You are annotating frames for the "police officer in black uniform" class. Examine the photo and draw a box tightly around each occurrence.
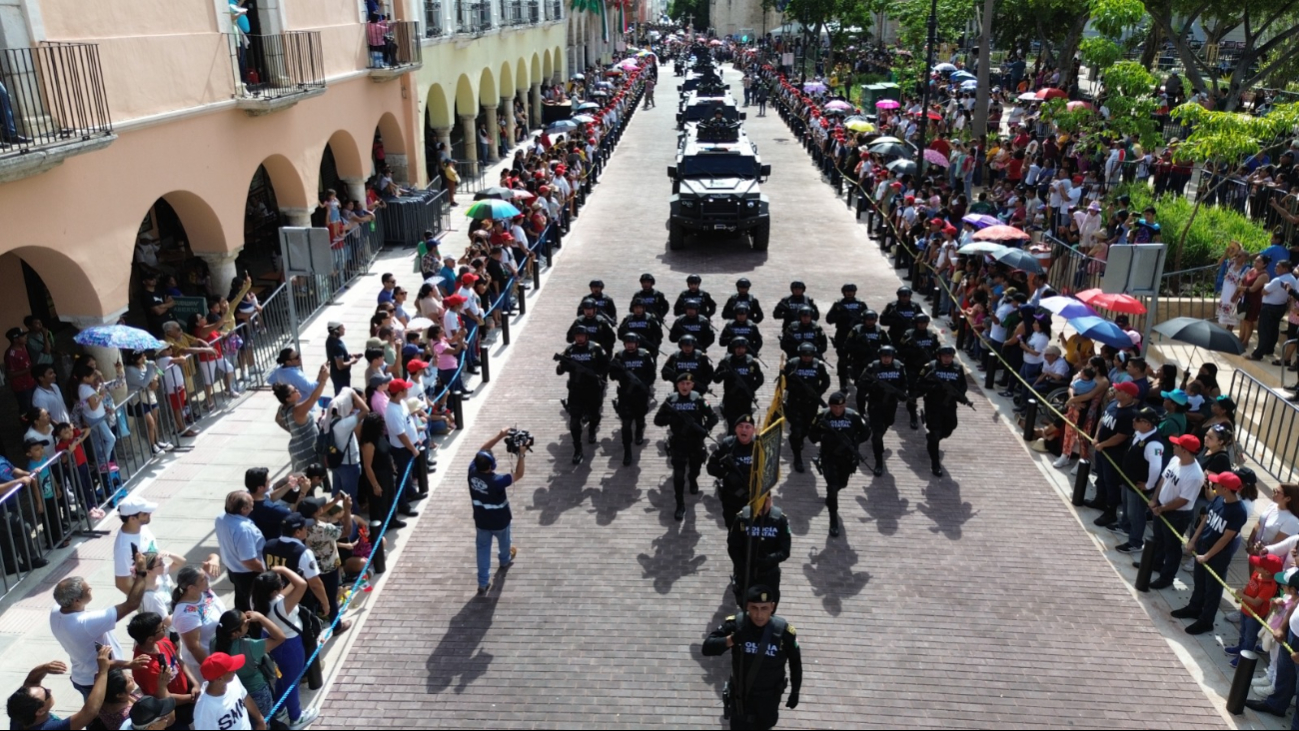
[555,327,610,465]
[722,278,765,324]
[617,299,664,355]
[808,392,869,537]
[855,345,909,476]
[917,345,972,477]
[779,305,827,358]
[719,302,763,356]
[578,279,618,321]
[714,337,764,430]
[661,333,714,387]
[880,286,925,347]
[772,280,819,327]
[728,492,791,606]
[630,272,671,320]
[653,373,719,520]
[825,283,867,389]
[899,312,939,430]
[610,332,657,466]
[264,513,323,614]
[707,414,758,528]
[702,585,802,730]
[669,299,716,351]
[842,309,890,385]
[781,342,830,473]
[674,274,718,318]
[570,298,617,354]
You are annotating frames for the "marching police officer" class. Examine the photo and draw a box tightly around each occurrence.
[578,279,618,321]
[661,333,715,387]
[674,274,718,318]
[781,342,830,474]
[714,337,764,430]
[653,373,719,520]
[570,298,617,354]
[555,327,610,465]
[808,392,869,538]
[855,345,909,476]
[630,272,671,319]
[670,299,716,351]
[899,312,939,430]
[702,585,802,730]
[825,283,867,390]
[610,332,657,466]
[719,302,764,356]
[707,414,758,528]
[773,280,819,326]
[918,345,972,477]
[842,309,890,385]
[779,305,827,358]
[617,299,664,355]
[728,492,791,606]
[880,286,925,346]
[722,278,765,324]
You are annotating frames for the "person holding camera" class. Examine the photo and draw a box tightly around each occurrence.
[469,428,527,595]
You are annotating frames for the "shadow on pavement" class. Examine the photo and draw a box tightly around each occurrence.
[857,471,914,536]
[636,508,707,594]
[915,479,978,540]
[587,463,644,526]
[801,533,871,617]
[691,590,740,706]
[424,577,506,695]
[526,441,598,525]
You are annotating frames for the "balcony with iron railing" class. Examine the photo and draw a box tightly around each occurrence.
[546,0,563,20]
[456,0,493,34]
[369,20,424,80]
[527,0,541,23]
[0,42,115,183]
[227,30,325,115]
[424,1,445,37]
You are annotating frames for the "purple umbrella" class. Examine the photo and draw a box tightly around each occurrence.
[961,213,1001,229]
[803,81,827,93]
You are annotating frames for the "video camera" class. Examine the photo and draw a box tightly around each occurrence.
[504,428,535,454]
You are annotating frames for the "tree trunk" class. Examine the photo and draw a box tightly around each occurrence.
[1138,23,1160,70]
[1056,12,1089,89]
[972,0,997,135]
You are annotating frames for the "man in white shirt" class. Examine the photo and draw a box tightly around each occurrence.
[50,555,148,698]
[1147,434,1205,588]
[113,495,207,596]
[29,364,69,425]
[383,380,422,518]
[1251,260,1298,361]
[194,653,264,730]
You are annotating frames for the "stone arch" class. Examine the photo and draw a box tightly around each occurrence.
[254,153,309,210]
[477,66,497,106]
[554,45,565,79]
[160,190,229,255]
[453,73,477,117]
[498,60,514,97]
[325,129,366,181]
[531,52,542,85]
[376,112,406,154]
[426,82,452,128]
[516,58,528,90]
[9,245,117,319]
[542,49,552,81]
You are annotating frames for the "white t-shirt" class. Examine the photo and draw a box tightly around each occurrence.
[1154,458,1204,509]
[1041,357,1070,380]
[330,413,360,465]
[1024,332,1049,365]
[990,302,1014,342]
[49,607,125,685]
[140,584,172,622]
[172,590,227,678]
[78,383,106,421]
[1257,503,1299,545]
[268,595,301,639]
[114,526,168,583]
[194,676,252,731]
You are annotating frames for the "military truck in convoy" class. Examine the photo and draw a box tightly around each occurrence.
[667,120,771,251]
[677,90,742,131]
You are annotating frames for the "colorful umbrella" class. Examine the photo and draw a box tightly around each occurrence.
[1040,296,1098,320]
[956,241,1009,256]
[803,81,827,93]
[960,214,1001,230]
[923,149,949,168]
[547,119,579,133]
[1017,92,1040,102]
[1076,288,1148,315]
[617,58,640,70]
[875,99,900,110]
[463,199,521,220]
[1067,316,1134,350]
[951,70,975,81]
[972,224,1031,242]
[845,119,876,133]
[1036,87,1068,100]
[1066,100,1095,112]
[991,247,1045,273]
[74,325,166,352]
[825,100,853,112]
[960,80,979,91]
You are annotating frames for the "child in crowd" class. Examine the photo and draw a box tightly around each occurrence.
[25,439,66,548]
[53,422,95,521]
[1229,554,1281,667]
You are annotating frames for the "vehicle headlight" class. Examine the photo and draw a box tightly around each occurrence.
[746,200,757,208]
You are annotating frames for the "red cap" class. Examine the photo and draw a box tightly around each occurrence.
[388,378,413,394]
[1114,381,1140,398]
[443,294,467,306]
[556,164,567,174]
[460,273,478,285]
[200,652,246,682]
[1208,472,1242,491]
[929,217,945,227]
[1251,553,1284,574]
[943,225,958,236]
[538,185,550,194]
[406,359,429,373]
[904,195,915,203]
[889,182,903,189]
[533,171,546,179]
[1168,434,1201,453]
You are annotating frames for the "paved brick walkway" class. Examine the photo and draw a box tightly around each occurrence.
[318,66,1226,728]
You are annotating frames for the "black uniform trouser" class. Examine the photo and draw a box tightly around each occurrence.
[1152,509,1193,583]
[834,346,851,386]
[719,483,748,529]
[821,457,854,516]
[568,389,603,449]
[669,439,706,508]
[730,686,784,730]
[904,368,921,421]
[617,391,649,451]
[391,448,417,512]
[785,404,816,457]
[732,566,781,607]
[722,398,752,432]
[924,398,959,464]
[868,402,898,462]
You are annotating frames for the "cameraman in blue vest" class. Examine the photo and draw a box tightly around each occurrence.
[469,428,527,595]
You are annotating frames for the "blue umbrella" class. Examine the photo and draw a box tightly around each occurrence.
[1040,296,1097,320]
[74,325,167,352]
[1066,316,1133,350]
[547,119,579,133]
[951,70,975,80]
[960,80,979,91]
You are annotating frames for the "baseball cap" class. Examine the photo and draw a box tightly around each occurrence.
[281,513,315,533]
[1113,381,1139,398]
[297,496,327,520]
[407,359,430,373]
[1251,553,1284,575]
[827,392,847,405]
[461,273,479,285]
[1132,406,1158,424]
[1207,472,1242,492]
[129,696,177,727]
[327,321,344,331]
[1161,388,1189,406]
[118,495,159,517]
[368,372,393,389]
[1277,567,1299,587]
[200,652,246,682]
[5,327,24,341]
[388,378,413,394]
[443,294,467,307]
[1168,434,1201,452]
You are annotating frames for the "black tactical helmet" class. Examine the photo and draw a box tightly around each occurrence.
[790,280,806,291]
[570,326,589,339]
[680,334,697,346]
[937,345,957,356]
[879,345,897,357]
[733,302,750,314]
[687,274,702,285]
[683,299,701,311]
[914,313,931,324]
[862,309,878,320]
[589,279,604,288]
[581,298,597,309]
[797,342,816,355]
[736,277,752,288]
[841,283,857,293]
[640,272,656,283]
[730,336,749,350]
[631,299,645,309]
[798,305,813,317]
[622,331,640,344]
[897,286,912,297]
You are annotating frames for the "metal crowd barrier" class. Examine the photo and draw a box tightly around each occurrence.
[1230,369,1299,484]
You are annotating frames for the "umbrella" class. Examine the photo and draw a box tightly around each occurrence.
[956,241,1009,256]
[617,58,640,70]
[992,247,1045,273]
[547,119,579,133]
[933,63,957,72]
[1017,91,1040,102]
[803,81,827,93]
[709,39,723,46]
[74,325,166,352]
[1040,296,1098,320]
[871,135,904,144]
[926,112,943,121]
[475,186,517,200]
[875,99,900,110]
[951,70,975,81]
[1067,316,1135,350]
[973,224,1031,241]
[1152,318,1247,365]
[825,100,853,112]
[960,214,1002,230]
[571,113,597,124]
[960,80,979,91]
[1076,288,1148,315]
[463,199,521,220]
[923,149,949,168]
[405,317,436,333]
[886,158,917,175]
[869,141,912,158]
[1066,100,1095,112]
[845,119,876,133]
[594,80,613,88]
[572,73,585,80]
[1036,87,1067,100]
[575,101,600,110]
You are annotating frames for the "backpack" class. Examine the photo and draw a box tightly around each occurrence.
[317,414,343,469]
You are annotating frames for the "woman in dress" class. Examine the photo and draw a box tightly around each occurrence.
[272,364,330,472]
[1217,246,1250,331]
[1237,254,1272,348]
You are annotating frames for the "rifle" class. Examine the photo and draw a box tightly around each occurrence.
[719,361,760,408]
[553,353,607,383]
[921,372,976,410]
[663,402,718,444]
[857,371,908,401]
[610,357,653,395]
[814,417,869,470]
[781,369,827,408]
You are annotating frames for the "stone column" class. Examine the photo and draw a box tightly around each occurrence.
[280,207,312,227]
[432,126,453,163]
[196,249,244,299]
[67,308,131,402]
[530,82,542,128]
[501,97,516,152]
[483,104,500,162]
[386,154,409,184]
[340,177,367,206]
[460,114,479,163]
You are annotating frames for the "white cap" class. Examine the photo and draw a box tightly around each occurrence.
[118,495,159,517]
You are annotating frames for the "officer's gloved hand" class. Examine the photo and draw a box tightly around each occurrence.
[786,693,799,709]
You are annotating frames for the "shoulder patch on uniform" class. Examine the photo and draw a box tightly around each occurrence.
[726,614,737,622]
[786,623,796,635]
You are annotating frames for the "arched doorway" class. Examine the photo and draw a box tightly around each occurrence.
[236,164,285,281]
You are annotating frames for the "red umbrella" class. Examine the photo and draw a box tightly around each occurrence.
[971,224,1031,241]
[926,112,942,121]
[1076,288,1148,315]
[1066,100,1095,112]
[1036,87,1067,100]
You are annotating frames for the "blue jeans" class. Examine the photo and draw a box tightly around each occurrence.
[89,417,117,469]
[331,463,361,502]
[269,634,306,722]
[1263,629,1299,721]
[0,81,17,140]
[476,525,512,588]
[1122,483,1148,548]
[1018,362,1042,402]
[1238,613,1262,654]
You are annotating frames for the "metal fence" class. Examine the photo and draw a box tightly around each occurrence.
[546,0,562,20]
[386,21,422,67]
[229,31,325,100]
[378,187,448,246]
[454,159,488,193]
[456,0,492,33]
[424,0,445,37]
[0,43,113,156]
[1229,369,1299,484]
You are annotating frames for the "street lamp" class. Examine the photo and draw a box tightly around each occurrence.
[915,0,938,177]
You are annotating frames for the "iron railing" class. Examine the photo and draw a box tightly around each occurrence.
[546,0,562,20]
[229,31,324,100]
[0,43,112,157]
[456,0,492,33]
[378,187,448,247]
[384,20,423,68]
[453,159,488,193]
[424,0,445,37]
[1229,369,1299,484]
[527,0,540,23]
